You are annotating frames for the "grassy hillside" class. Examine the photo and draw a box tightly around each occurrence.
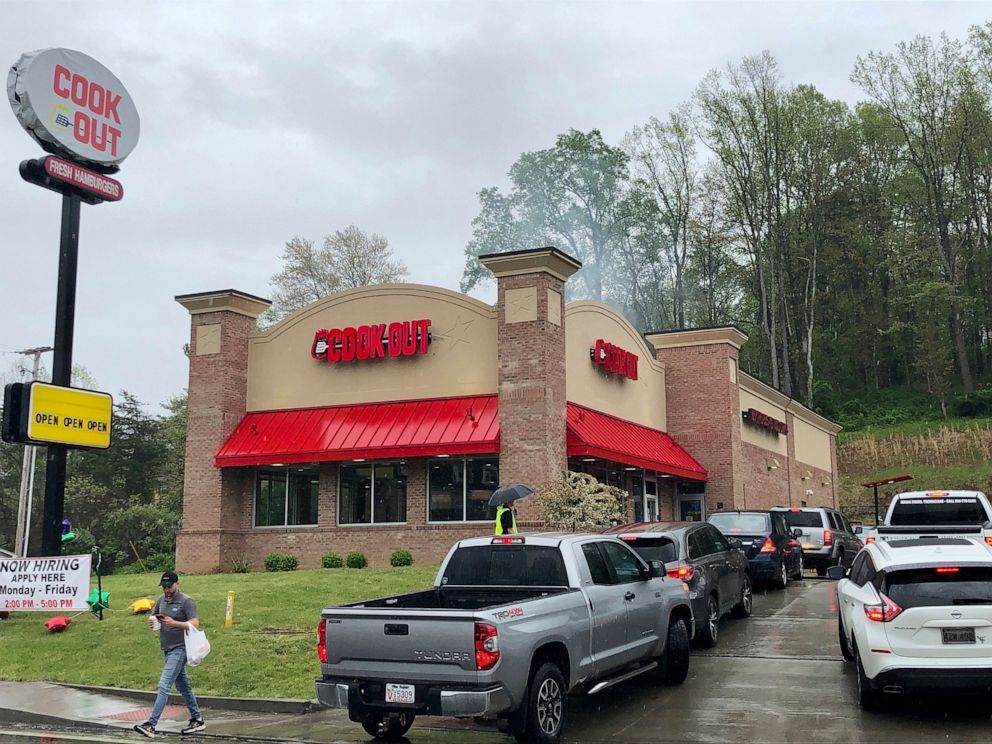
[837,418,992,523]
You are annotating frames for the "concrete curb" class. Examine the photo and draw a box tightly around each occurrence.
[0,707,121,732]
[54,683,320,715]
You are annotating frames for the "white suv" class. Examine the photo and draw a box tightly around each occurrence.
[832,538,992,709]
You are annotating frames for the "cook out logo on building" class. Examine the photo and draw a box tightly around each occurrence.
[312,319,432,363]
[742,408,788,435]
[590,339,638,381]
[7,48,140,166]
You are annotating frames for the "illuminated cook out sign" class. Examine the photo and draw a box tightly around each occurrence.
[590,339,638,381]
[7,48,140,166]
[312,319,431,363]
[742,408,788,435]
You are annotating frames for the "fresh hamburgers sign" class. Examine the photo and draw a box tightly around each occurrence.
[8,48,140,166]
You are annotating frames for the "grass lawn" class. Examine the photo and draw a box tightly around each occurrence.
[0,565,438,699]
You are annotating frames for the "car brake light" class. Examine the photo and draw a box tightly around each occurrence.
[789,508,801,512]
[666,565,695,581]
[936,566,960,574]
[865,536,875,544]
[759,538,775,554]
[317,618,328,663]
[823,529,833,547]
[927,491,948,498]
[491,537,525,545]
[620,535,638,542]
[984,536,992,547]
[864,593,902,622]
[475,623,500,670]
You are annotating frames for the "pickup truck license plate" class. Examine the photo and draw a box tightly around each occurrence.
[942,627,976,644]
[385,683,416,704]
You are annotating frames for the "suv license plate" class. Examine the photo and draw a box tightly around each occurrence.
[942,627,976,644]
[385,683,415,704]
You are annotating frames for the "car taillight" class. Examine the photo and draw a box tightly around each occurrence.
[865,536,875,544]
[759,538,775,554]
[984,536,992,547]
[475,623,500,670]
[864,593,902,623]
[317,618,328,663]
[666,565,695,581]
[823,529,833,547]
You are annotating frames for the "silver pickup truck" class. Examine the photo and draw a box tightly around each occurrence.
[315,533,694,743]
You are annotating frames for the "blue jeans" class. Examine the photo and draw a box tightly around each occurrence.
[148,646,201,726]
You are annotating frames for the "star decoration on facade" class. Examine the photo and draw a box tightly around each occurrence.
[434,316,475,353]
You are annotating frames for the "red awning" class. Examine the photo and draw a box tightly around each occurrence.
[566,402,707,481]
[215,395,500,467]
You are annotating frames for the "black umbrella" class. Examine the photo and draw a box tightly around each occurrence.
[488,483,534,507]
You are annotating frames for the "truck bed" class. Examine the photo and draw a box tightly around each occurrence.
[343,586,570,611]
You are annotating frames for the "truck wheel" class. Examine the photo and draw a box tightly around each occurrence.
[519,662,567,744]
[360,711,415,740]
[696,595,720,648]
[731,574,752,619]
[661,617,690,685]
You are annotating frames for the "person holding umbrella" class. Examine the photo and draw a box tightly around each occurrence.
[490,484,533,535]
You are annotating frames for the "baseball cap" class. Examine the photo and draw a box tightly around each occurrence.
[159,570,179,587]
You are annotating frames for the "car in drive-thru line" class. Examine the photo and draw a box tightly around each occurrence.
[863,490,992,546]
[772,506,861,576]
[314,533,694,743]
[832,538,992,709]
[604,521,752,648]
[708,510,804,589]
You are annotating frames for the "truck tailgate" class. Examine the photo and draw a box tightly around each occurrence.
[322,609,480,684]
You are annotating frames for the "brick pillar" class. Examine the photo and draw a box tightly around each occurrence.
[175,289,271,573]
[479,248,581,522]
[646,327,748,517]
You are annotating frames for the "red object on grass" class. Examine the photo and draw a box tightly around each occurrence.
[44,615,71,632]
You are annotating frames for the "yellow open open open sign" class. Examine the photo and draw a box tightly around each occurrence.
[25,382,112,449]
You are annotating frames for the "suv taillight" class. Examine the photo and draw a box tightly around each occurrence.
[864,593,902,623]
[823,529,833,547]
[984,536,992,547]
[475,623,500,670]
[317,618,328,663]
[666,564,695,581]
[865,536,875,544]
[759,538,775,554]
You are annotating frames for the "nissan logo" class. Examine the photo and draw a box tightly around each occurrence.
[951,611,963,619]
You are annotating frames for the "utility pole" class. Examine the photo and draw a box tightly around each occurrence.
[14,346,53,556]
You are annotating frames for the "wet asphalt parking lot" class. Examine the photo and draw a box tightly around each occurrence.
[4,576,992,743]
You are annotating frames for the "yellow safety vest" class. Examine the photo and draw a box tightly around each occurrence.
[495,505,518,535]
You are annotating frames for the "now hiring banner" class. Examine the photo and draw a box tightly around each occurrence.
[0,554,92,611]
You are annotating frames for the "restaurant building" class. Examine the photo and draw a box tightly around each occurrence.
[175,247,840,573]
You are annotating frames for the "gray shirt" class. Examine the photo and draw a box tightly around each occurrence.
[153,591,197,652]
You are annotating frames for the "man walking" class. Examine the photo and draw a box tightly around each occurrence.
[494,502,517,535]
[133,571,205,737]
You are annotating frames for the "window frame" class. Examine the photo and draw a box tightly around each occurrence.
[427,457,499,524]
[336,461,408,527]
[252,466,320,529]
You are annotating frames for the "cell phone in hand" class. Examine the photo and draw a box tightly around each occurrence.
[155,614,166,620]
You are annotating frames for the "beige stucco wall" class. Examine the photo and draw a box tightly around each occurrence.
[564,302,666,431]
[792,416,832,471]
[739,388,788,456]
[246,284,497,411]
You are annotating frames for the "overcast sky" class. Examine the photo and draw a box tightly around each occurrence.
[1,1,989,412]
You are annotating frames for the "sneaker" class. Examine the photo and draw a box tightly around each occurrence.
[133,722,156,738]
[180,719,206,735]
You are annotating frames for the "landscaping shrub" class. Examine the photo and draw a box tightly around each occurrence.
[321,551,344,568]
[232,557,253,573]
[263,552,299,572]
[390,549,413,567]
[346,552,368,569]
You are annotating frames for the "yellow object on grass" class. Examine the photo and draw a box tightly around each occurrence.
[129,598,155,614]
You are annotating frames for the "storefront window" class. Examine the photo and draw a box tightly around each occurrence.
[338,462,406,525]
[429,458,498,522]
[255,467,318,527]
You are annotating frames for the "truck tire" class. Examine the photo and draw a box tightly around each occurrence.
[360,711,415,740]
[731,574,752,619]
[660,617,690,685]
[516,662,567,744]
[696,595,720,648]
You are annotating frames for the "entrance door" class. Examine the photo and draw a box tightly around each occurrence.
[644,479,658,522]
[678,496,704,522]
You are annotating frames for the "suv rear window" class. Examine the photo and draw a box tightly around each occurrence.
[781,511,825,528]
[889,498,989,526]
[442,546,568,586]
[709,513,771,533]
[624,537,678,564]
[883,567,992,608]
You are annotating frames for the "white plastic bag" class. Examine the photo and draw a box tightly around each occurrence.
[184,626,211,667]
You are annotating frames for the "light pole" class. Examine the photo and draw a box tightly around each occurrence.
[14,346,53,556]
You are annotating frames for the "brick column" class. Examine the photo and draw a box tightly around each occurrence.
[646,327,748,516]
[175,289,271,573]
[479,248,581,522]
